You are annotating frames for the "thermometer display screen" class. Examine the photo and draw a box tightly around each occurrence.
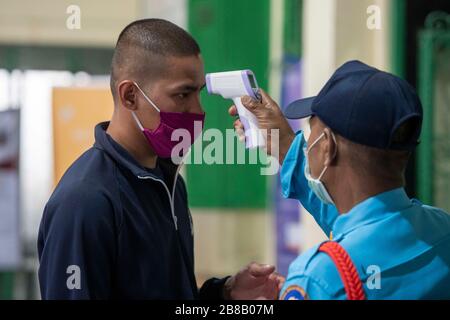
[248,74,257,89]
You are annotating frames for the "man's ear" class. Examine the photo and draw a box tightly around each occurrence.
[118,80,139,111]
[323,127,337,167]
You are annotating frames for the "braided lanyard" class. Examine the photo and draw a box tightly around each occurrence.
[318,241,366,300]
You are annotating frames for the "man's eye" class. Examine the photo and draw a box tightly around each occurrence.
[177,93,188,99]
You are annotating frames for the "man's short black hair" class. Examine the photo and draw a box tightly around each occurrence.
[110,19,201,101]
[341,118,419,185]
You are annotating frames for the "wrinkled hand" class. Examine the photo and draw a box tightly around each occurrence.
[228,89,295,164]
[223,262,285,300]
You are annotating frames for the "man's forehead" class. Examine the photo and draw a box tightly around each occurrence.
[166,55,203,74]
[162,56,204,86]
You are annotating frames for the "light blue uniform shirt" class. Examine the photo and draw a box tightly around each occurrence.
[279,131,450,300]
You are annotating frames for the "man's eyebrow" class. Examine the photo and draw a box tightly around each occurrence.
[174,83,206,91]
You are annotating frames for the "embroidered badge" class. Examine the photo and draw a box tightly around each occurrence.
[281,285,308,300]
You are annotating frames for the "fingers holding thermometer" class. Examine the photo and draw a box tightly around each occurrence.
[229,89,296,164]
[228,105,245,142]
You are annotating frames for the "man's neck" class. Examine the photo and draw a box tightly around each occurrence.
[106,116,158,169]
[329,172,403,214]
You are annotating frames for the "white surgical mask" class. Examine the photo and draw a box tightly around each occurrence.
[303,132,336,205]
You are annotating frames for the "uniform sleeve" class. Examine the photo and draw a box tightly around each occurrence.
[280,131,339,236]
[37,183,117,299]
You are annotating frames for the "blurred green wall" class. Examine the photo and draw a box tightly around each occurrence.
[187,0,271,209]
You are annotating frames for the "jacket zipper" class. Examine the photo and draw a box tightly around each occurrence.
[137,165,181,230]
[138,165,198,298]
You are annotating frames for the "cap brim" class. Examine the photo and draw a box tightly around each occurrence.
[282,96,316,119]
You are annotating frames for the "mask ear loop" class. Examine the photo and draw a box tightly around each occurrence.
[317,165,328,181]
[306,132,325,154]
[312,131,338,181]
[131,82,161,131]
[133,82,161,112]
[131,112,144,131]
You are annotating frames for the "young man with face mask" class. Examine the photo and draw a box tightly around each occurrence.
[231,60,450,299]
[38,19,283,299]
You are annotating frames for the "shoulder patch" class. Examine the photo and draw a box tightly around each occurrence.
[281,285,309,300]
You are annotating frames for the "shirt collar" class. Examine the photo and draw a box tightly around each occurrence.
[332,187,412,238]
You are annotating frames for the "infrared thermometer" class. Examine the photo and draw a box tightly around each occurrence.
[205,70,265,148]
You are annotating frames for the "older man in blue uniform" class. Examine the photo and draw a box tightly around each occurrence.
[231,60,450,299]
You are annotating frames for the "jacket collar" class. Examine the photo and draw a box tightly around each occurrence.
[93,122,178,180]
[332,187,412,238]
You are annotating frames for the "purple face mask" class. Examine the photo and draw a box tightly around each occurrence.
[132,82,205,158]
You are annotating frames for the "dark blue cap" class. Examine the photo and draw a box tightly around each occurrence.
[283,60,423,150]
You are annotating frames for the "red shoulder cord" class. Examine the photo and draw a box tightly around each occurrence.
[318,241,366,300]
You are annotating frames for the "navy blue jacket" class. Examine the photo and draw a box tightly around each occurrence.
[38,122,226,299]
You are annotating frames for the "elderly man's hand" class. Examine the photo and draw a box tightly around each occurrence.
[222,262,285,300]
[228,89,295,164]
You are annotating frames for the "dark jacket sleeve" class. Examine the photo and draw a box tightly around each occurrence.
[198,276,231,300]
[37,182,118,299]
